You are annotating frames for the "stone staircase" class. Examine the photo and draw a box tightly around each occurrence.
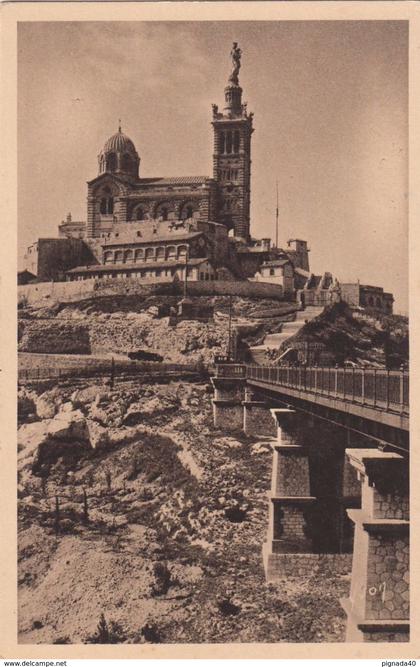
[250,305,324,365]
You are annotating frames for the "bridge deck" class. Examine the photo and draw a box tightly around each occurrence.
[247,378,409,431]
[215,363,409,433]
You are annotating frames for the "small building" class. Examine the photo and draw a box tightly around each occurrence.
[23,238,94,282]
[286,239,310,272]
[66,257,216,282]
[297,272,338,307]
[341,283,393,314]
[169,297,214,325]
[253,258,295,295]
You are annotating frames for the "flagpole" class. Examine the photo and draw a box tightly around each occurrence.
[275,180,279,249]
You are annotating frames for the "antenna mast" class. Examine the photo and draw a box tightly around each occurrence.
[275,180,279,249]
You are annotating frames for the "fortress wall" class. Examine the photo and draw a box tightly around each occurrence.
[19,278,286,306]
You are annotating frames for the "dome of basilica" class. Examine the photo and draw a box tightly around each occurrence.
[103,127,137,155]
[98,124,140,178]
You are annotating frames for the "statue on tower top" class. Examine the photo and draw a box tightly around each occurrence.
[229,42,242,85]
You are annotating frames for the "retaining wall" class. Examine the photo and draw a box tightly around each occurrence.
[18,277,285,306]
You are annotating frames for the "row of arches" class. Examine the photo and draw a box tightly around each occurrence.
[129,201,199,222]
[218,130,241,155]
[103,244,189,265]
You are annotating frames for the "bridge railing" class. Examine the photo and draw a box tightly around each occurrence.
[214,363,247,378]
[246,365,409,414]
[18,361,203,382]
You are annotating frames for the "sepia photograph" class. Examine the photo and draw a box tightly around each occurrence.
[5,6,415,657]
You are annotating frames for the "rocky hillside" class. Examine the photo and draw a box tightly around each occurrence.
[18,295,299,364]
[274,302,409,368]
[18,379,350,644]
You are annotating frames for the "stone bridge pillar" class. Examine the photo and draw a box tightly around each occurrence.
[263,408,316,580]
[242,388,277,438]
[341,449,409,642]
[211,366,247,432]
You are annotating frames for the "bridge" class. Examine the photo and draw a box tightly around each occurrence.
[211,362,410,643]
[214,363,409,450]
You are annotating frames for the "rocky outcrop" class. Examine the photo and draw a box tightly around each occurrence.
[18,408,93,471]
[35,387,65,419]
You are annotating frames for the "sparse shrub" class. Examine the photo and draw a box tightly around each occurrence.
[140,621,161,643]
[151,561,171,597]
[217,597,240,616]
[53,636,71,644]
[85,613,126,644]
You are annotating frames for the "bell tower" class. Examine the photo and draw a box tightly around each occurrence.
[212,43,254,241]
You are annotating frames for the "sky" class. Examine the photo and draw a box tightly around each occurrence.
[18,21,408,312]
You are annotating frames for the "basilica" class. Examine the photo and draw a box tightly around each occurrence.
[23,42,312,295]
[22,44,393,313]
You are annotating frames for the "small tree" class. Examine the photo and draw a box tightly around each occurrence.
[96,613,109,643]
[54,495,60,535]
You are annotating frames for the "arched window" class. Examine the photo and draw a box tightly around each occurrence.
[181,203,195,220]
[115,250,123,263]
[220,132,225,154]
[106,153,117,172]
[135,249,144,262]
[100,198,107,214]
[124,249,133,263]
[226,131,232,154]
[178,245,188,259]
[107,197,114,214]
[145,247,155,262]
[156,247,165,261]
[136,208,144,221]
[166,246,176,260]
[104,251,114,264]
[155,202,172,220]
[121,153,132,172]
[234,130,240,153]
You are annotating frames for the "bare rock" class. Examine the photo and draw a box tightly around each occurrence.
[86,419,109,450]
[88,404,110,426]
[35,389,64,419]
[71,385,110,407]
[251,442,272,455]
[122,399,157,425]
[47,409,89,441]
[18,421,50,463]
